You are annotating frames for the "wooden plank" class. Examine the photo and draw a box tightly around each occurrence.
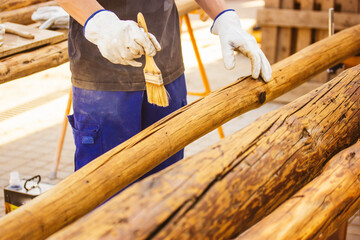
[258,0,281,64]
[0,24,360,240]
[49,66,360,240]
[296,0,315,52]
[0,22,66,58]
[0,0,50,12]
[0,41,69,84]
[0,1,58,25]
[237,138,360,240]
[315,0,335,41]
[339,0,359,13]
[276,0,295,61]
[257,9,360,30]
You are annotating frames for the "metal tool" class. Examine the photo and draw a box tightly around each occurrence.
[327,8,344,73]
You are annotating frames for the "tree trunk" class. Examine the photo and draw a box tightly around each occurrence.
[0,1,58,25]
[0,0,50,12]
[0,25,359,240]
[237,140,360,240]
[48,65,360,240]
[0,41,69,84]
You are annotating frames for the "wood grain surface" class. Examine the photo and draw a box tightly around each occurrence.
[0,1,58,25]
[237,138,360,240]
[0,0,50,12]
[49,65,360,240]
[0,23,359,240]
[0,40,68,84]
[0,22,66,58]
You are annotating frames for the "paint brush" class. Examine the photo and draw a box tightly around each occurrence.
[137,12,169,107]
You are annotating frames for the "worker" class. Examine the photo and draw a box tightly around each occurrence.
[54,0,272,180]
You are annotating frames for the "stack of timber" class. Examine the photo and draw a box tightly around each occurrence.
[0,0,199,85]
[0,24,359,240]
[258,0,360,83]
[238,139,360,240]
[50,65,360,239]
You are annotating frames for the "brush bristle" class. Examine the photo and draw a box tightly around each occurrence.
[146,82,169,107]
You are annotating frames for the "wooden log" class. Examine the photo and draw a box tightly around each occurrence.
[0,0,50,12]
[237,140,360,240]
[0,24,360,240]
[257,9,360,30]
[49,65,360,240]
[0,41,69,84]
[0,1,58,25]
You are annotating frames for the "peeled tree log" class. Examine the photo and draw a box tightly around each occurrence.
[0,41,68,84]
[237,140,360,240]
[48,65,360,239]
[0,25,360,240]
[0,0,51,12]
[0,1,58,25]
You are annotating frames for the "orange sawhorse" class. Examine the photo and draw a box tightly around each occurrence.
[180,12,225,139]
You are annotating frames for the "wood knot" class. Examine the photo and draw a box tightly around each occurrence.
[259,91,266,104]
[301,128,310,138]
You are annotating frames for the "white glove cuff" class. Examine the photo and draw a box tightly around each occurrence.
[83,9,116,38]
[211,9,241,35]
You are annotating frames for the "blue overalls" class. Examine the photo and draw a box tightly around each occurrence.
[68,74,187,181]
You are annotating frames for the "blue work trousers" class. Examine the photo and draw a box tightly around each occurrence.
[68,74,187,181]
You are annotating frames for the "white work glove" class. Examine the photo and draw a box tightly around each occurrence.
[31,6,69,29]
[84,10,161,67]
[211,10,272,82]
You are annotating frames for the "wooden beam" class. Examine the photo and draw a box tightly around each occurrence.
[257,8,360,30]
[0,1,58,25]
[237,139,360,240]
[0,41,69,84]
[296,0,314,52]
[276,0,295,61]
[0,23,360,240]
[49,65,360,240]
[260,0,280,64]
[0,0,50,12]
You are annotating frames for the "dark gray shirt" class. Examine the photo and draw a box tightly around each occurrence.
[68,0,184,91]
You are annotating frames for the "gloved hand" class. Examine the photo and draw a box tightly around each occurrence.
[211,10,272,82]
[31,6,70,29]
[84,10,161,67]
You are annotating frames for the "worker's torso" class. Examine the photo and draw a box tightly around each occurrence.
[68,0,184,91]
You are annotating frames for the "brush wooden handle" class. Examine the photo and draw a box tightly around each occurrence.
[137,12,161,74]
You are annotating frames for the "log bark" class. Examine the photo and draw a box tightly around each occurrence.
[0,1,58,25]
[0,25,359,240]
[0,0,50,12]
[0,41,69,84]
[48,65,360,239]
[237,140,360,240]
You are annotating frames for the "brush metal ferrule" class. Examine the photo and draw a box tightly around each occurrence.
[143,71,163,85]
